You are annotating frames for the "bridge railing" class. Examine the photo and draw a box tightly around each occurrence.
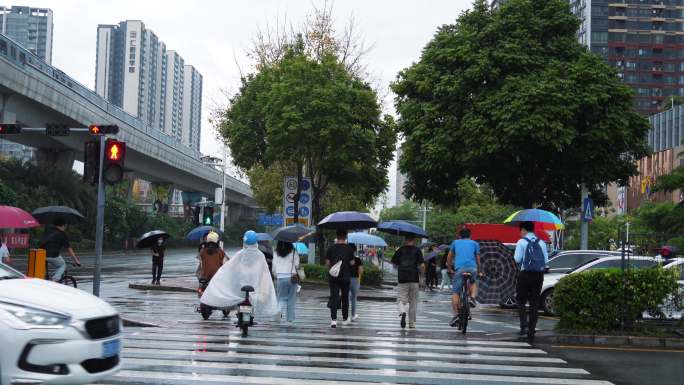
[0,32,252,197]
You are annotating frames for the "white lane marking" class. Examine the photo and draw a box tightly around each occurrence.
[122,348,585,374]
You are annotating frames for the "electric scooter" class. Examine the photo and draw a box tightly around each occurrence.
[196,278,230,320]
[236,285,255,337]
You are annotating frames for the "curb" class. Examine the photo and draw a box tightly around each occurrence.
[537,334,684,349]
[122,317,160,327]
[128,283,196,293]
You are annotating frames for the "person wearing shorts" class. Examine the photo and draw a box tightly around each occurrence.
[446,228,481,326]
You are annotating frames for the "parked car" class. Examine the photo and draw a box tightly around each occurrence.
[540,256,659,315]
[546,250,618,274]
[0,262,122,385]
[664,258,684,287]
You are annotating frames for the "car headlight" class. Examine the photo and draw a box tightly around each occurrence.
[0,301,71,329]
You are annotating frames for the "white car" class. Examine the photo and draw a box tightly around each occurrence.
[540,256,660,315]
[0,263,122,385]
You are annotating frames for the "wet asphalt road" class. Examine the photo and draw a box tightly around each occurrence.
[12,249,684,384]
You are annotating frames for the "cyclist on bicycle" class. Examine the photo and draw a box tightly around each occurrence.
[446,228,481,326]
[39,218,81,281]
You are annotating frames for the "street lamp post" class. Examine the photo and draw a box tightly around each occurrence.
[220,145,227,233]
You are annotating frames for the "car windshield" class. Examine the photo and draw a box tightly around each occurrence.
[0,263,23,280]
[567,257,600,273]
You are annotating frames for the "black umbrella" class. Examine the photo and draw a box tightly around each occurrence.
[377,220,428,238]
[136,230,170,248]
[271,224,315,243]
[32,206,84,225]
[476,240,519,306]
[317,211,378,230]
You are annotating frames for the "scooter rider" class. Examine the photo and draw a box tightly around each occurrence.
[200,230,279,318]
[199,232,226,282]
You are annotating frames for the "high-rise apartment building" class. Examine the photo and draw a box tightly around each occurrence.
[183,65,202,151]
[494,1,684,116]
[95,20,202,148]
[0,5,53,162]
[0,5,52,63]
[395,147,407,206]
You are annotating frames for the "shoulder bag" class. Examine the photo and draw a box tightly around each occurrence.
[290,252,301,284]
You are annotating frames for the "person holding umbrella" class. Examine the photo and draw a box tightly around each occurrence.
[39,218,81,281]
[325,229,356,328]
[391,235,425,329]
[0,236,10,264]
[272,240,299,324]
[151,236,166,285]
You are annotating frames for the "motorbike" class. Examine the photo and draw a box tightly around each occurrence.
[196,278,230,320]
[236,285,255,337]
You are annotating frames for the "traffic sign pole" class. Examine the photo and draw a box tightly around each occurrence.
[92,135,106,297]
[580,183,589,250]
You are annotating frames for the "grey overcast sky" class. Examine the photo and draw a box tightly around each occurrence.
[11,0,472,205]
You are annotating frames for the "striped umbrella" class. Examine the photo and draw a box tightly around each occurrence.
[503,209,564,231]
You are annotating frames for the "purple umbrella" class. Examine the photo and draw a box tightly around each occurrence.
[317,211,378,230]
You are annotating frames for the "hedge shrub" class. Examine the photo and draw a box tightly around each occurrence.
[301,263,383,286]
[554,267,681,332]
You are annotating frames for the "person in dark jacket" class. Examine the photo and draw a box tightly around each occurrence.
[325,229,356,328]
[391,236,425,329]
[151,237,166,285]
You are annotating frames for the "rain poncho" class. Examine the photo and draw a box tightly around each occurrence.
[200,244,279,317]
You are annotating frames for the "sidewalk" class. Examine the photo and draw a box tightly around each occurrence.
[535,331,684,349]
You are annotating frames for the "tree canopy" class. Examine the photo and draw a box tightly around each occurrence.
[218,46,396,222]
[391,0,650,209]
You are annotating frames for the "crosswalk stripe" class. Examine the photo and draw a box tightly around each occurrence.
[109,367,613,385]
[123,333,546,354]
[122,347,585,374]
[121,339,563,363]
[125,328,532,347]
[119,357,602,384]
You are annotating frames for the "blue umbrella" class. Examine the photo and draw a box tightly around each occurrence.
[256,233,273,242]
[348,232,387,247]
[186,225,224,241]
[294,242,309,255]
[377,220,428,238]
[317,211,378,230]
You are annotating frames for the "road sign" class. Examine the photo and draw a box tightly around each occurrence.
[582,197,594,222]
[283,176,312,227]
[258,214,284,227]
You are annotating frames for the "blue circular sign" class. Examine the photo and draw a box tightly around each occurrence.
[285,206,295,216]
[300,180,311,191]
[299,193,310,204]
[299,207,310,217]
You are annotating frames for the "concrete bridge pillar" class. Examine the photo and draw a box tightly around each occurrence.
[35,148,75,171]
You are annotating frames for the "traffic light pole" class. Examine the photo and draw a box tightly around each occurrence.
[92,135,106,297]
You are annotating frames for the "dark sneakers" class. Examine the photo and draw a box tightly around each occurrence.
[517,328,528,336]
[469,297,478,308]
[449,315,460,327]
[400,313,407,329]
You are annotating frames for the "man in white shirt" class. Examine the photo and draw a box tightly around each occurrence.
[513,221,548,340]
[0,238,10,264]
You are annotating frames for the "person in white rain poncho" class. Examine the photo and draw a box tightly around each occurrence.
[201,230,279,317]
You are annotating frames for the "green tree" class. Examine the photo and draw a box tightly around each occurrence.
[391,0,650,209]
[218,48,396,223]
[379,201,419,222]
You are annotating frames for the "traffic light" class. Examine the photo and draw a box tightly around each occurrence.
[0,123,22,135]
[89,125,119,135]
[203,206,214,226]
[45,123,70,136]
[83,140,100,185]
[103,139,126,184]
[192,206,201,226]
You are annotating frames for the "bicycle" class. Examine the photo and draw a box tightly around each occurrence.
[451,272,473,334]
[46,261,78,288]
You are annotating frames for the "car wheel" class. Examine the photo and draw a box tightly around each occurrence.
[541,289,554,315]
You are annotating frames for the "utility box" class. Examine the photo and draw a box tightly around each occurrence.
[27,249,46,279]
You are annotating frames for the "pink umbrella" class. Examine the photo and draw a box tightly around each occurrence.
[0,206,40,229]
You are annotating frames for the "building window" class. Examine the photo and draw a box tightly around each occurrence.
[130,47,135,53]
[130,31,137,38]
[129,67,135,73]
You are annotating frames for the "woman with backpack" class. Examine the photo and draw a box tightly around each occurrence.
[272,240,300,324]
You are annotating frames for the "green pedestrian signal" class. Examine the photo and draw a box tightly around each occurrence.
[203,206,214,226]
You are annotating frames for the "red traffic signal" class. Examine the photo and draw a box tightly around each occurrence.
[89,125,119,135]
[103,139,126,184]
[0,124,22,134]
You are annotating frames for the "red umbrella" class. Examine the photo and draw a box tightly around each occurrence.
[0,206,40,229]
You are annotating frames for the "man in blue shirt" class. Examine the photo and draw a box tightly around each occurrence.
[446,228,480,327]
[513,221,548,339]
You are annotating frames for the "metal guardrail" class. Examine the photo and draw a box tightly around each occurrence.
[0,32,252,198]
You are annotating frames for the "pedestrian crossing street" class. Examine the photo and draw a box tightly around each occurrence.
[97,298,613,385]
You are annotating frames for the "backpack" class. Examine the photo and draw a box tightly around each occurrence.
[522,237,545,272]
